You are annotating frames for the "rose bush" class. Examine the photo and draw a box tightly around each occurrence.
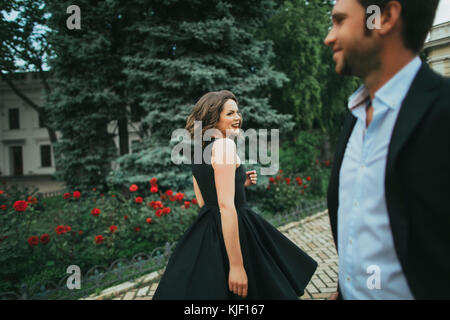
[0,179,199,295]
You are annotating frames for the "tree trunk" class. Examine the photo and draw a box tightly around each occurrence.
[118,117,129,155]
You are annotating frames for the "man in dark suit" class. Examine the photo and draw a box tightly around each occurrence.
[324,0,449,299]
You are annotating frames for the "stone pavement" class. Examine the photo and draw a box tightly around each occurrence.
[84,209,338,300]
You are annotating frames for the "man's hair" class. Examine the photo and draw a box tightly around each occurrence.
[358,0,440,53]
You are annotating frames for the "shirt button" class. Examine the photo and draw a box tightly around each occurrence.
[360,164,365,169]
[349,239,353,244]
[347,277,351,281]
[354,201,359,208]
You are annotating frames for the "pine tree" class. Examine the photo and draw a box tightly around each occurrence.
[44,0,143,192]
[109,0,295,195]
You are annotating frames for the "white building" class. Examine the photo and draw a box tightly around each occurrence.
[424,21,450,77]
[0,72,141,193]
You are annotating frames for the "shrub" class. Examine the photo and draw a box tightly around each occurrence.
[0,179,199,295]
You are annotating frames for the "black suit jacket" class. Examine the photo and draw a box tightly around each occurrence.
[327,62,450,300]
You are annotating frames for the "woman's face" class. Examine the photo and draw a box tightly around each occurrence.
[215,99,242,138]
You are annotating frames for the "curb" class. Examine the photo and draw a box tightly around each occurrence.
[278,209,328,232]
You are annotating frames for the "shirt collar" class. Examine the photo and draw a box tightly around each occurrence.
[348,56,422,111]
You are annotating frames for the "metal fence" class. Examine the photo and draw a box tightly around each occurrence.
[37,190,65,199]
[0,199,327,300]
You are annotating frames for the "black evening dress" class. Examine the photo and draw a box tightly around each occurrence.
[152,137,317,300]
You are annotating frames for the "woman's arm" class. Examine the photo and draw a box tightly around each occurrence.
[212,138,247,298]
[192,175,205,208]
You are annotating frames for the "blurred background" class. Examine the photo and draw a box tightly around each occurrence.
[0,0,449,299]
[0,0,448,196]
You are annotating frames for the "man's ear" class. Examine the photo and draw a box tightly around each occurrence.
[378,1,402,36]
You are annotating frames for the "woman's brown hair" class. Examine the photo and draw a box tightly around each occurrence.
[185,90,242,146]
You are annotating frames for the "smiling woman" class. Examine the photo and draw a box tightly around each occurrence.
[185,90,243,147]
[153,91,318,300]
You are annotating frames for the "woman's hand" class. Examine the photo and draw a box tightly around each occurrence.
[244,170,257,187]
[229,265,248,298]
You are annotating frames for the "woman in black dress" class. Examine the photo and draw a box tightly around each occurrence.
[153,90,317,300]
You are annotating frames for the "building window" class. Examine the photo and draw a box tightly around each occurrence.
[41,145,52,167]
[9,108,19,129]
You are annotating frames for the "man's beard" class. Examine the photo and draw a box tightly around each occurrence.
[339,37,381,78]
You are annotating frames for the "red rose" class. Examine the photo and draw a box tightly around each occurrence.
[304,185,308,189]
[160,194,167,201]
[163,207,171,215]
[169,196,176,202]
[109,225,118,233]
[191,198,198,205]
[146,217,152,224]
[269,177,275,183]
[135,197,143,204]
[112,195,116,198]
[0,205,6,211]
[156,209,163,218]
[165,189,173,196]
[134,227,141,232]
[92,188,96,191]
[40,234,50,244]
[324,160,330,167]
[63,192,71,199]
[73,191,81,199]
[65,226,72,232]
[152,201,162,209]
[129,184,138,192]
[150,186,158,193]
[285,178,291,185]
[279,169,283,174]
[91,208,101,216]
[184,201,190,208]
[13,200,28,212]
[276,176,281,181]
[95,235,104,244]
[28,236,39,247]
[296,177,303,185]
[150,178,157,185]
[175,192,184,201]
[0,190,4,195]
[306,176,311,181]
[124,215,129,220]
[55,225,66,235]
[79,230,83,235]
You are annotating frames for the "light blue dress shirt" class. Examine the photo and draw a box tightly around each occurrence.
[338,56,422,299]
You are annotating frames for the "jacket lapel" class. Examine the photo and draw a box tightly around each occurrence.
[385,62,442,265]
[386,63,442,174]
